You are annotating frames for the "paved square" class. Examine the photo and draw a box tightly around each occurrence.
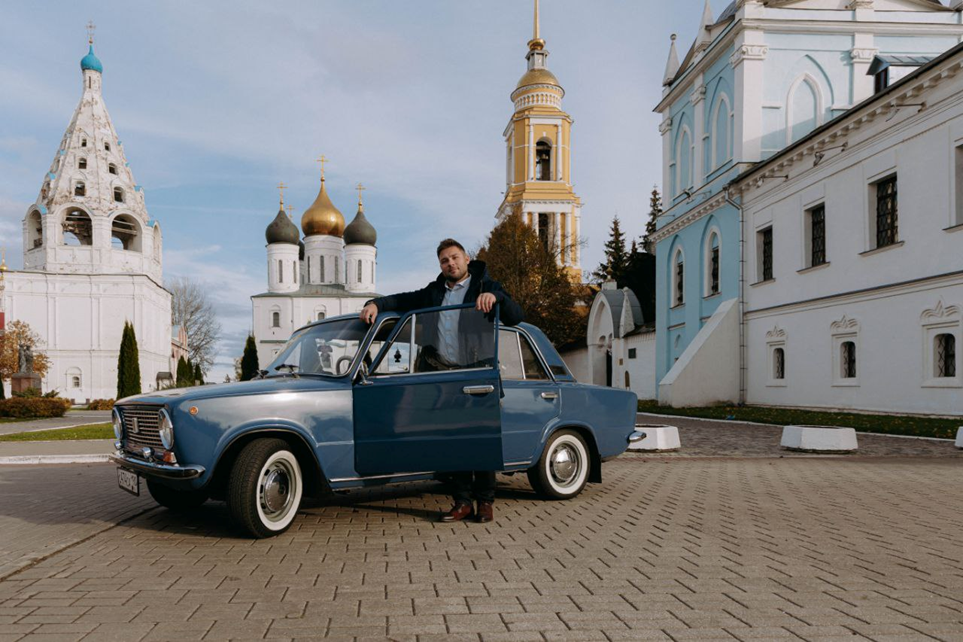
[1,420,961,641]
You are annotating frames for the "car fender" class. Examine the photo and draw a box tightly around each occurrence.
[206,420,331,497]
[534,420,603,484]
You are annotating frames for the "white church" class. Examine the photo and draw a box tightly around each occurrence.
[251,171,379,368]
[1,40,172,402]
[652,0,963,416]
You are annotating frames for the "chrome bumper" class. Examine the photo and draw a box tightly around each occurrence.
[110,451,205,480]
[628,430,647,443]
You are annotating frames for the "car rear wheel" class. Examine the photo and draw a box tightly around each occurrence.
[227,438,303,538]
[527,429,590,500]
[146,479,208,511]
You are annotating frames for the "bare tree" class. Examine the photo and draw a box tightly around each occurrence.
[167,276,222,375]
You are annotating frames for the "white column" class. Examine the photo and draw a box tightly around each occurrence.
[528,124,535,181]
[554,213,562,256]
[850,34,877,106]
[555,123,563,181]
[691,76,706,185]
[731,30,767,164]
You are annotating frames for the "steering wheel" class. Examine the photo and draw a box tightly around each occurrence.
[336,356,353,375]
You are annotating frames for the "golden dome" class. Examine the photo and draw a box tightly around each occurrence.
[516,67,560,90]
[301,178,345,237]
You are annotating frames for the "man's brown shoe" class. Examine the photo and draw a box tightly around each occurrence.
[440,503,474,523]
[476,501,494,523]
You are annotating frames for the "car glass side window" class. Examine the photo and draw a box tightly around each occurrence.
[371,318,411,375]
[412,307,496,373]
[520,335,550,380]
[498,330,524,380]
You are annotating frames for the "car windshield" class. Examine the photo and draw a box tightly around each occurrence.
[265,318,370,378]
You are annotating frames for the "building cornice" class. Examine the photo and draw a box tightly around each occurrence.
[651,191,727,245]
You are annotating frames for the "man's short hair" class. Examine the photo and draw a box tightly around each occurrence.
[436,238,466,257]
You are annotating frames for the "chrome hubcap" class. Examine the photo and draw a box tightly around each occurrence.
[550,444,579,486]
[260,464,292,517]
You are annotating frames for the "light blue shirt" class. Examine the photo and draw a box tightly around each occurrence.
[437,275,470,364]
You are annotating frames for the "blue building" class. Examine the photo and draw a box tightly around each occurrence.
[651,0,962,406]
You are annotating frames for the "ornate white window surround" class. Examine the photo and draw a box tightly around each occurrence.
[766,326,787,388]
[920,300,962,389]
[831,315,860,387]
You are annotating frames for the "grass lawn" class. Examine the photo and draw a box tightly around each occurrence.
[637,400,962,440]
[0,423,113,442]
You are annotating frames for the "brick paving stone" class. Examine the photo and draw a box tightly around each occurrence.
[3,440,963,640]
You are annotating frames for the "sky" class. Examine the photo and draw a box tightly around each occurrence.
[0,0,725,383]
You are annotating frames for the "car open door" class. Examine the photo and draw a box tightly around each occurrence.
[352,304,502,476]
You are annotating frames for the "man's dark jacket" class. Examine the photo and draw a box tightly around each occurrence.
[368,260,523,327]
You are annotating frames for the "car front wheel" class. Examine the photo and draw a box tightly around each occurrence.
[528,429,590,500]
[146,479,209,511]
[227,438,303,538]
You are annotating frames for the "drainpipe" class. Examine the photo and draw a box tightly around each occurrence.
[723,184,746,406]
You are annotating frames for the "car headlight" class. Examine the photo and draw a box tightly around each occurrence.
[158,408,175,450]
[112,408,123,440]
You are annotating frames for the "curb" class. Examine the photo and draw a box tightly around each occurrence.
[0,454,110,465]
[636,411,956,443]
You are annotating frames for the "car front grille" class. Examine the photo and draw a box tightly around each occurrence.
[120,405,165,453]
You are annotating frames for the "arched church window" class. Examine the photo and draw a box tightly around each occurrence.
[113,187,124,203]
[272,311,280,328]
[676,128,693,195]
[935,334,956,378]
[75,181,86,197]
[536,141,552,181]
[104,142,111,152]
[27,210,43,250]
[357,259,362,284]
[78,158,87,170]
[63,209,93,246]
[773,347,785,380]
[712,95,732,170]
[335,257,341,283]
[111,214,141,251]
[293,261,297,284]
[108,163,117,175]
[672,247,685,307]
[319,257,325,282]
[538,213,550,251]
[278,259,283,283]
[706,231,720,296]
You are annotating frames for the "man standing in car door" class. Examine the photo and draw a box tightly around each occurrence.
[359,238,524,523]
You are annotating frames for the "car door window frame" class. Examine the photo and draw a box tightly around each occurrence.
[499,327,557,383]
[366,303,500,379]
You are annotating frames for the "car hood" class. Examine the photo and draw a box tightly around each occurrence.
[117,377,350,406]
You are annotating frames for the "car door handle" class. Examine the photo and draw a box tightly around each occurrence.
[540,392,558,400]
[463,385,495,396]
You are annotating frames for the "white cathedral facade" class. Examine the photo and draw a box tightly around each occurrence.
[251,173,379,369]
[1,42,172,402]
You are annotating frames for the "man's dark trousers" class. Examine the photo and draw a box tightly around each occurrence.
[451,471,496,505]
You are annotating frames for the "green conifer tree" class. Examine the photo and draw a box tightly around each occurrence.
[593,215,630,284]
[117,321,141,399]
[240,335,260,382]
[193,362,203,386]
[176,356,191,387]
[642,186,662,254]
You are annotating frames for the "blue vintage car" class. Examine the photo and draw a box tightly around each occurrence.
[111,304,640,537]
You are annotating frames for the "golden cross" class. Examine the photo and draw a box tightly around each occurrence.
[86,21,96,45]
[316,154,329,180]
[356,182,366,205]
[285,204,294,219]
[276,181,287,206]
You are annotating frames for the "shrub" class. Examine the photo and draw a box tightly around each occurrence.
[87,399,115,410]
[0,397,70,418]
[13,387,42,398]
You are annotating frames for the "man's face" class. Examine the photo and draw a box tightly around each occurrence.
[438,246,468,283]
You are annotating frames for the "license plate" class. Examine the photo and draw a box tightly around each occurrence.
[117,468,140,496]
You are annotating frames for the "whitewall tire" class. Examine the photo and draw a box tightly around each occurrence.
[228,438,303,538]
[528,429,590,500]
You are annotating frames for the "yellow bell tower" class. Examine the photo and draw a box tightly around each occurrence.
[496,0,582,279]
